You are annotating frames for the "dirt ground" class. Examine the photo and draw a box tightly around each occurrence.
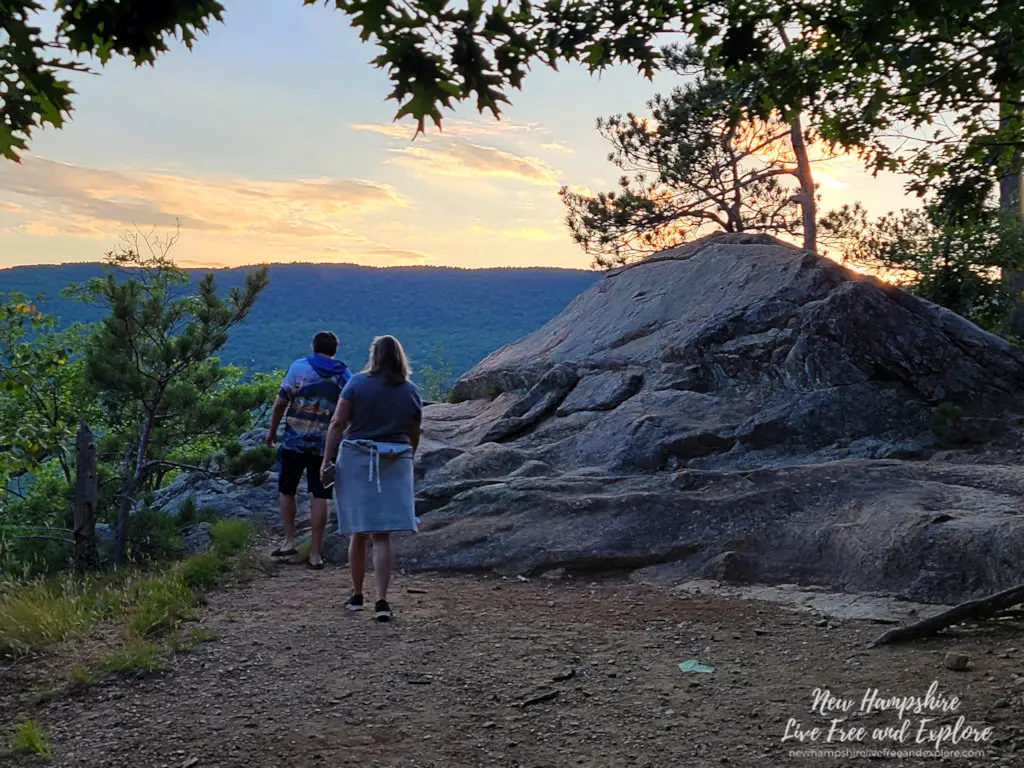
[3,565,1024,768]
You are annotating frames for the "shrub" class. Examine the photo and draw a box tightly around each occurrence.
[209,519,252,558]
[174,498,199,527]
[126,508,183,564]
[7,718,51,759]
[177,552,224,591]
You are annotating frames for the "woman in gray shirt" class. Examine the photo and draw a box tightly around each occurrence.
[321,335,422,621]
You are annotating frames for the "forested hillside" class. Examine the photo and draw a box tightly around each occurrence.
[0,263,600,380]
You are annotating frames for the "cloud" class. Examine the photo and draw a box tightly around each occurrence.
[0,201,22,213]
[0,157,409,242]
[351,119,544,141]
[539,142,575,154]
[388,140,560,186]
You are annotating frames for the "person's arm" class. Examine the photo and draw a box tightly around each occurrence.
[407,384,423,456]
[320,397,352,482]
[264,396,289,446]
[408,418,421,456]
[266,364,298,446]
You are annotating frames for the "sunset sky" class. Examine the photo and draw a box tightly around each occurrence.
[0,1,914,271]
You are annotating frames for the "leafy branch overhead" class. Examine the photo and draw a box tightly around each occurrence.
[5,0,1024,179]
[1,0,226,161]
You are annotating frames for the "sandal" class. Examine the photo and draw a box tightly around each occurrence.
[307,561,325,571]
[271,547,298,557]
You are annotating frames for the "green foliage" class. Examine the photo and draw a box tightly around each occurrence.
[67,229,269,564]
[6,718,51,759]
[0,296,96,482]
[419,343,454,402]
[0,577,105,656]
[445,389,470,405]
[126,509,183,564]
[820,202,1024,332]
[0,0,226,161]
[209,519,253,558]
[0,461,77,578]
[932,402,966,441]
[177,552,225,591]
[563,67,805,266]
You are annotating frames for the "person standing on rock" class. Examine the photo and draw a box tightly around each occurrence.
[266,331,352,569]
[320,334,422,622]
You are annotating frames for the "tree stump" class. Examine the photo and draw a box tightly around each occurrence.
[73,422,99,572]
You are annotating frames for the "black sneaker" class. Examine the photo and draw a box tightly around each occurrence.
[344,594,363,612]
[374,599,392,622]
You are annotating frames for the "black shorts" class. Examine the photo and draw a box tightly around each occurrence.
[278,449,332,499]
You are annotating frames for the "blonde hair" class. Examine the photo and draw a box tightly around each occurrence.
[363,335,411,385]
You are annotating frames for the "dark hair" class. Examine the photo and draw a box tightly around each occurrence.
[362,335,411,386]
[312,331,339,357]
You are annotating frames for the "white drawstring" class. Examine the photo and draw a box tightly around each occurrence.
[366,443,382,493]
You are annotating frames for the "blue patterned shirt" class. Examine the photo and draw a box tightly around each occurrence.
[278,354,352,455]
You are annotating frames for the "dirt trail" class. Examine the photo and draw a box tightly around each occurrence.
[4,567,1024,767]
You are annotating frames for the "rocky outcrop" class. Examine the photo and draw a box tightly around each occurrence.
[151,234,1024,604]
[407,234,1024,604]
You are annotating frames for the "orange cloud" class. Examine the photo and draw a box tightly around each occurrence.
[351,119,544,141]
[0,157,409,243]
[387,140,559,186]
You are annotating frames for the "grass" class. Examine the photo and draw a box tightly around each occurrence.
[209,518,253,557]
[2,515,267,760]
[125,576,197,637]
[68,666,97,689]
[100,639,166,676]
[0,524,259,658]
[7,718,51,759]
[177,551,225,590]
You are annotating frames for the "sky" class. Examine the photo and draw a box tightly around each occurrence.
[0,1,915,271]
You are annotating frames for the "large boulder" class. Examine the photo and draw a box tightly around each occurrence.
[407,234,1024,603]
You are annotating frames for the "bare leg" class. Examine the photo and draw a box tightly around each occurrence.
[372,532,394,601]
[349,533,369,595]
[309,497,327,566]
[278,494,298,551]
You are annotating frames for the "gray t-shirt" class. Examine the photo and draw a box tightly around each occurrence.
[342,372,423,444]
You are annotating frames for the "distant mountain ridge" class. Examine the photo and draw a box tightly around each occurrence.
[0,262,601,381]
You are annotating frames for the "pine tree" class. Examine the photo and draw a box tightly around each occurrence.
[72,229,270,564]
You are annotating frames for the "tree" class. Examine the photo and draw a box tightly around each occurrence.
[70,228,270,564]
[562,59,819,267]
[820,201,1024,334]
[419,342,453,402]
[0,296,93,481]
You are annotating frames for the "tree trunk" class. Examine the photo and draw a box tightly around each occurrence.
[774,24,817,252]
[790,114,817,252]
[112,417,154,565]
[999,96,1024,337]
[73,423,99,572]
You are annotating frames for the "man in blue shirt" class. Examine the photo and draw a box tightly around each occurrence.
[265,331,351,569]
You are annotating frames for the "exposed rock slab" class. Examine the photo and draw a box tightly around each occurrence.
[411,234,1024,604]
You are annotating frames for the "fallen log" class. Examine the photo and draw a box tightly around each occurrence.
[870,583,1024,648]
